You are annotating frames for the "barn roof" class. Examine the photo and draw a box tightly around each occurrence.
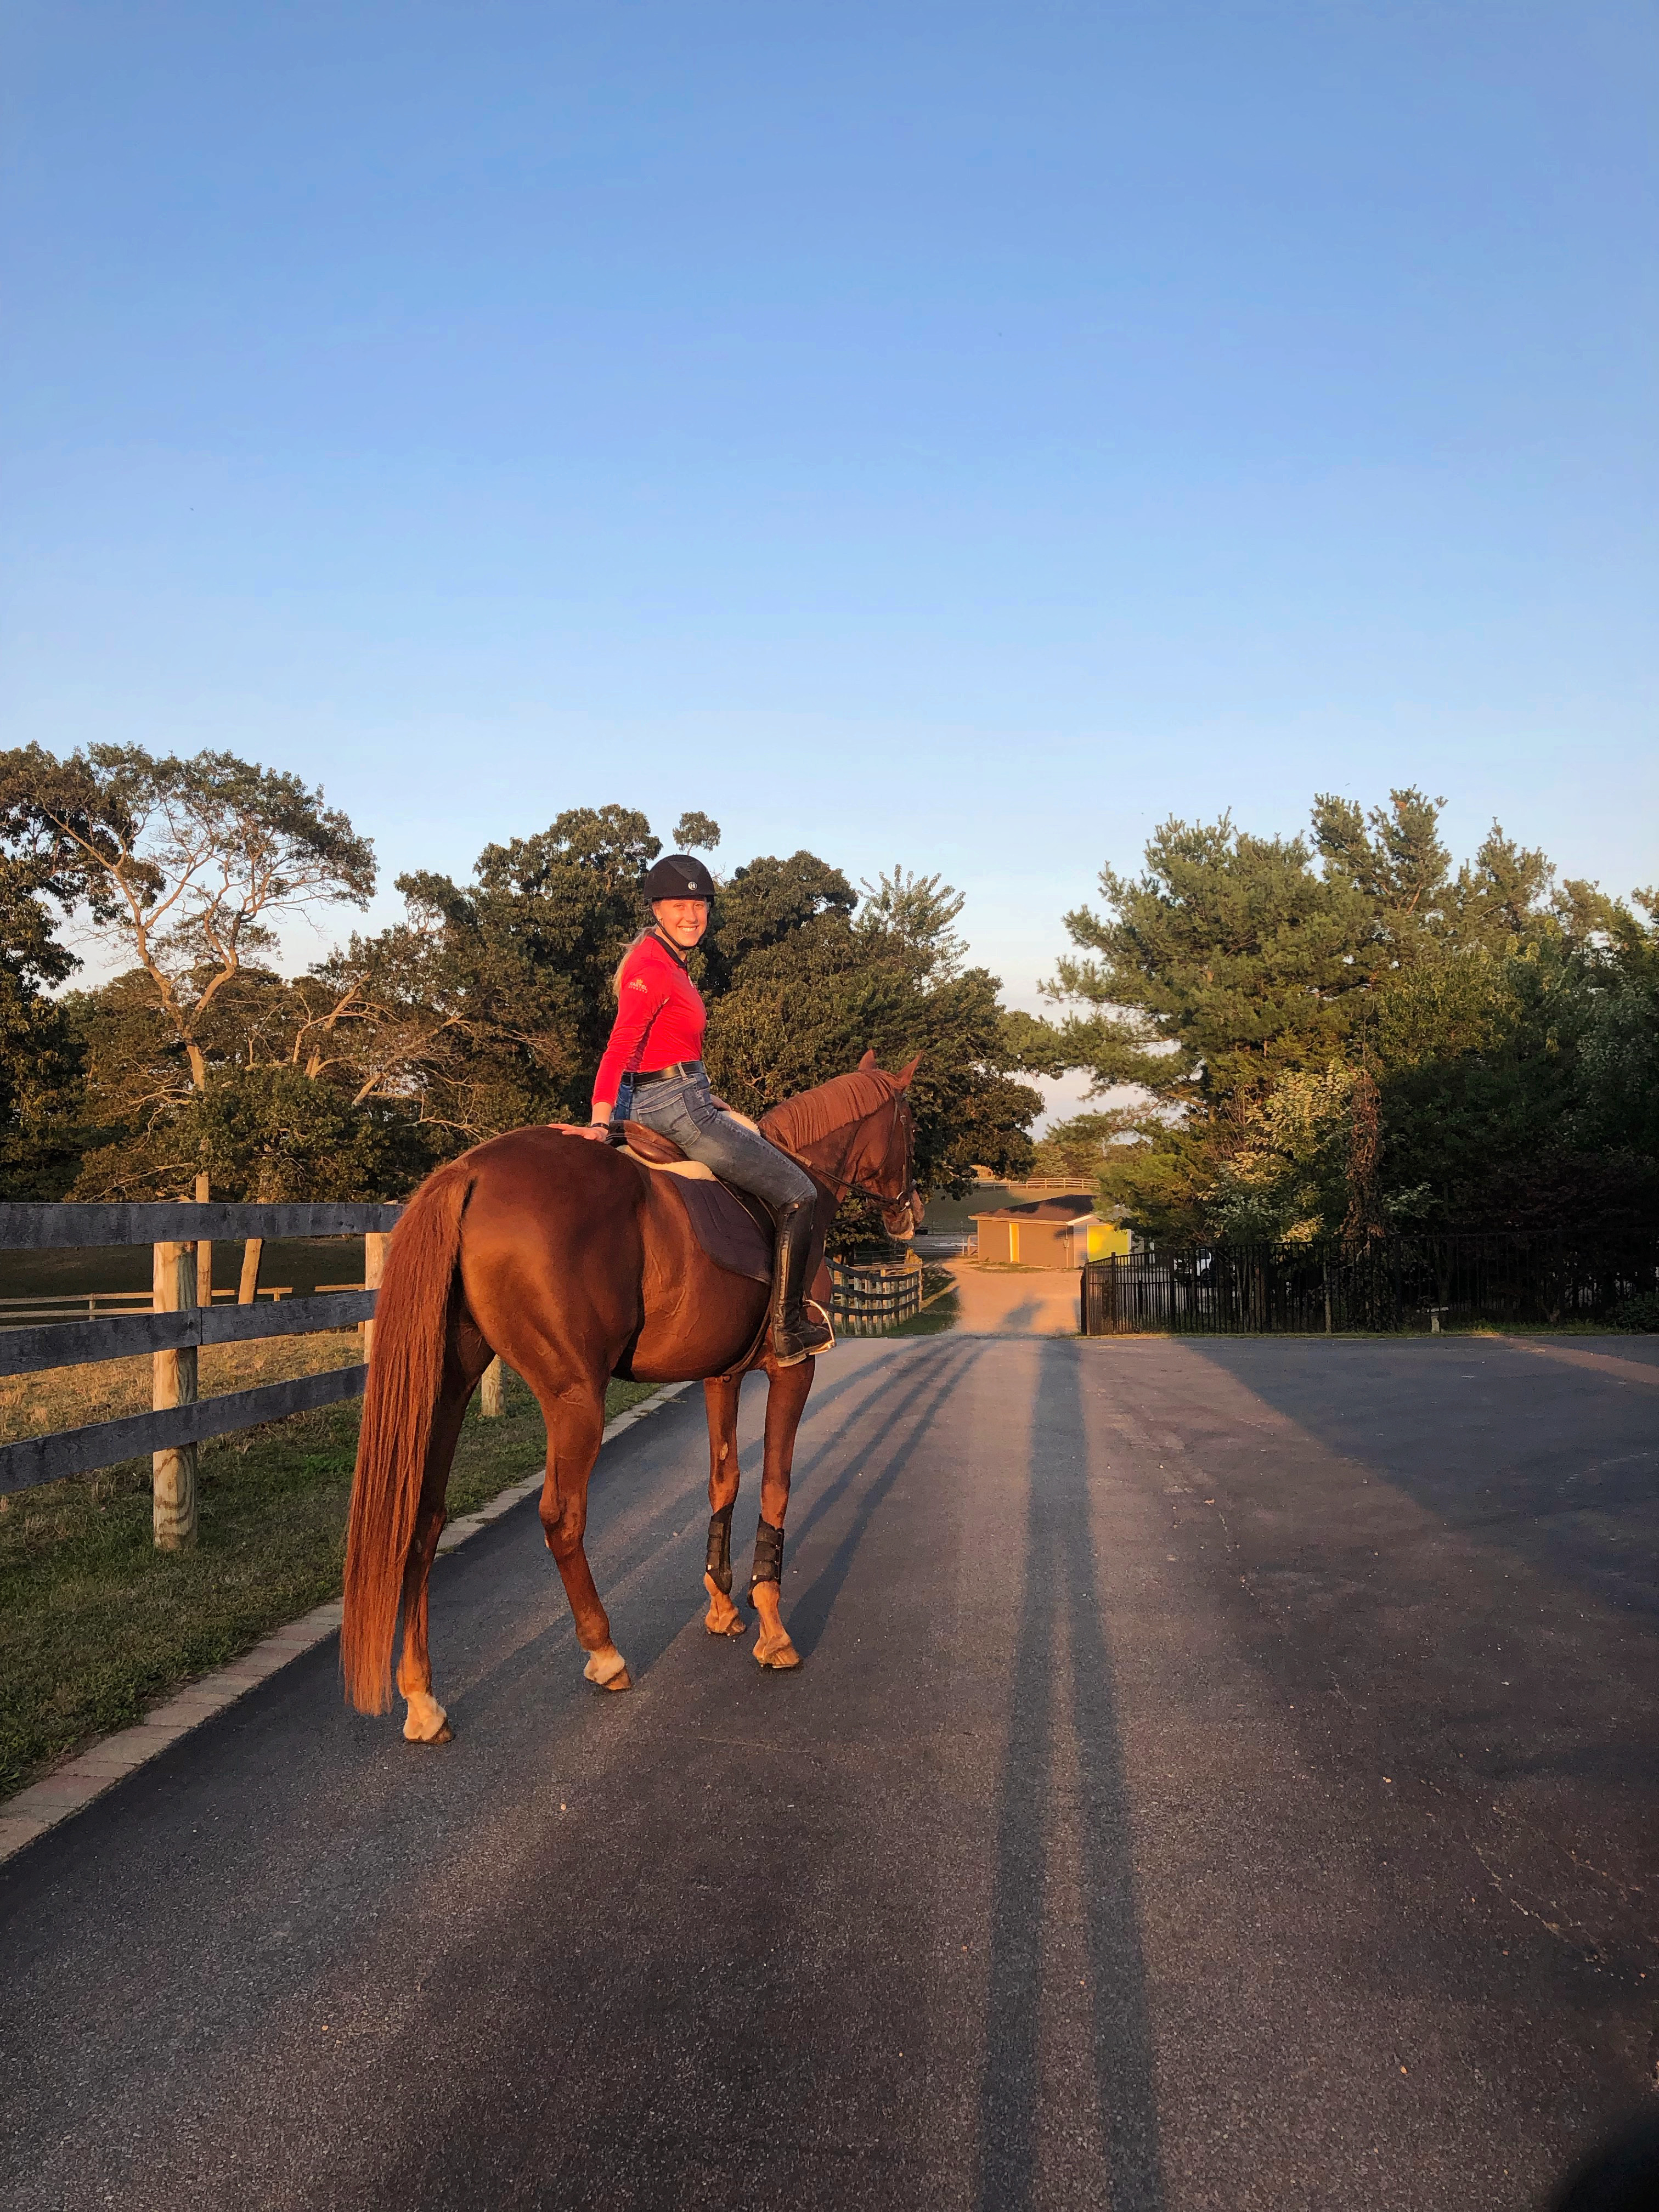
[970,1195,1097,1222]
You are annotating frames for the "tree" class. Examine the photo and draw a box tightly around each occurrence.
[0,744,380,1197]
[0,765,93,1196]
[705,851,856,983]
[0,743,375,1094]
[672,812,721,852]
[856,867,967,985]
[1311,786,1453,963]
[0,758,1046,1205]
[704,859,1038,1203]
[1573,891,1659,1159]
[1041,793,1657,1243]
[1047,814,1374,1119]
[362,804,663,1134]
[1030,1108,1144,1187]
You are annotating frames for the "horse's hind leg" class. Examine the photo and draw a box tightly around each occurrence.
[396,1375,476,1744]
[534,1383,631,1690]
[751,1356,814,1671]
[702,1374,747,1638]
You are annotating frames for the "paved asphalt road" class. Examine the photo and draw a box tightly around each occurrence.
[3,1332,1656,2211]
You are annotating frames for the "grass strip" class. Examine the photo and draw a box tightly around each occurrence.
[0,1352,654,1801]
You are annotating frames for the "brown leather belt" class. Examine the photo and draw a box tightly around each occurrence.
[631,1060,705,1088]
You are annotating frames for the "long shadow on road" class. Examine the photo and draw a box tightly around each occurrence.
[979,1340,1165,2212]
[1183,1335,1659,1626]
[785,1340,988,1661]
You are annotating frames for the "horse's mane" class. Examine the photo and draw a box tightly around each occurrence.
[760,1068,897,1160]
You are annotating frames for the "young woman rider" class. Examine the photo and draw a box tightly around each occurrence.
[573,853,834,1367]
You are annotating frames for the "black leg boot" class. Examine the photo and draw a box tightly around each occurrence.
[770,1196,834,1367]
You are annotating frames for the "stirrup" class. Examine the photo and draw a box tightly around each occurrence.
[772,1299,836,1367]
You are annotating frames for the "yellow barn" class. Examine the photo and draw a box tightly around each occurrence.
[971,1195,1131,1268]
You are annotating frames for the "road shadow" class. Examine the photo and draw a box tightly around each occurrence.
[1181,1336,1659,1627]
[979,1340,1165,2211]
[455,1341,983,1713]
[784,1339,987,1661]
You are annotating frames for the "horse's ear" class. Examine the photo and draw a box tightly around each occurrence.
[896,1053,922,1087]
[857,1048,879,1071]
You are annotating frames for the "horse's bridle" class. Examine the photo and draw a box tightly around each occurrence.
[820,1092,920,1233]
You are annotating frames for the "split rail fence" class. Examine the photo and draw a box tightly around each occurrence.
[1080,1232,1659,1337]
[830,1255,925,1335]
[0,1201,406,1547]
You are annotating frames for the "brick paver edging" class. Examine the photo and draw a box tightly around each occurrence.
[0,1381,694,1867]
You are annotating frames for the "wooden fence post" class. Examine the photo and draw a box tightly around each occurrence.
[363,1231,389,1367]
[152,1239,198,1549]
[479,1356,504,1417]
[237,1238,263,1305]
[194,1171,212,1308]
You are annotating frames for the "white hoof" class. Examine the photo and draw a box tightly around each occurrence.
[583,1644,631,1691]
[402,1689,452,1743]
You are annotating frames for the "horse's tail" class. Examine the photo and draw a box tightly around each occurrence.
[341,1161,472,1714]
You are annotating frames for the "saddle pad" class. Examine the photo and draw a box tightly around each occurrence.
[621,1146,718,1182]
[667,1174,774,1286]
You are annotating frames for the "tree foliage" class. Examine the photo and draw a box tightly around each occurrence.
[1035,790,1658,1243]
[1,752,1039,1203]
[704,861,1037,1195]
[0,759,93,1197]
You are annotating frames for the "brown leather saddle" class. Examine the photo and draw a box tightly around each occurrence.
[613,1120,775,1286]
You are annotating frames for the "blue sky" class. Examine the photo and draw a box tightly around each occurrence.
[3,2,1655,1120]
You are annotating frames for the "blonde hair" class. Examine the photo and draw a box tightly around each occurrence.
[611,930,652,996]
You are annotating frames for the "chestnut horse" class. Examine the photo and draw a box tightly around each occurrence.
[341,1052,921,1740]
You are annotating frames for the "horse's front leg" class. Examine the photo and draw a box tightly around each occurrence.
[702,1374,746,1637]
[751,1355,815,1670]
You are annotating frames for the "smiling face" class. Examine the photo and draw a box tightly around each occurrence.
[652,897,709,950]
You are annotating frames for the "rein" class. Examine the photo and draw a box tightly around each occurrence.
[813,1093,915,1218]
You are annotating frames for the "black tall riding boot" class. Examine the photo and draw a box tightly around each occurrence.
[770,1196,834,1367]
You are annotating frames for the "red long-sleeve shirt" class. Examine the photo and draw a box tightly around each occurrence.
[592,933,707,1111]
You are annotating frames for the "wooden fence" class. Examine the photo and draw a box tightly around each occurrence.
[0,1201,404,1548]
[829,1256,925,1335]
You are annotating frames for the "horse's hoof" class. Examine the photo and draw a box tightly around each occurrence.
[754,1633,801,1671]
[583,1645,631,1691]
[703,1573,746,1637]
[402,1693,452,1742]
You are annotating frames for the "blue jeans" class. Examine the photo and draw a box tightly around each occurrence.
[627,1070,814,1215]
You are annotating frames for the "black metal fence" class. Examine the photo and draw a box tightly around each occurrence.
[1080,1234,1659,1338]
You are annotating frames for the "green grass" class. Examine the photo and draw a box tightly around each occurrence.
[0,1365,655,1801]
[891,1291,961,1336]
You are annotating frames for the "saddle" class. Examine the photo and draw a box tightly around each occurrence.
[613,1119,775,1286]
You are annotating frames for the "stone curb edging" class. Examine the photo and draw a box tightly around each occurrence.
[0,1381,695,1869]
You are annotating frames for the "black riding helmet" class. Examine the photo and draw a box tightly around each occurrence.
[643,854,716,903]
